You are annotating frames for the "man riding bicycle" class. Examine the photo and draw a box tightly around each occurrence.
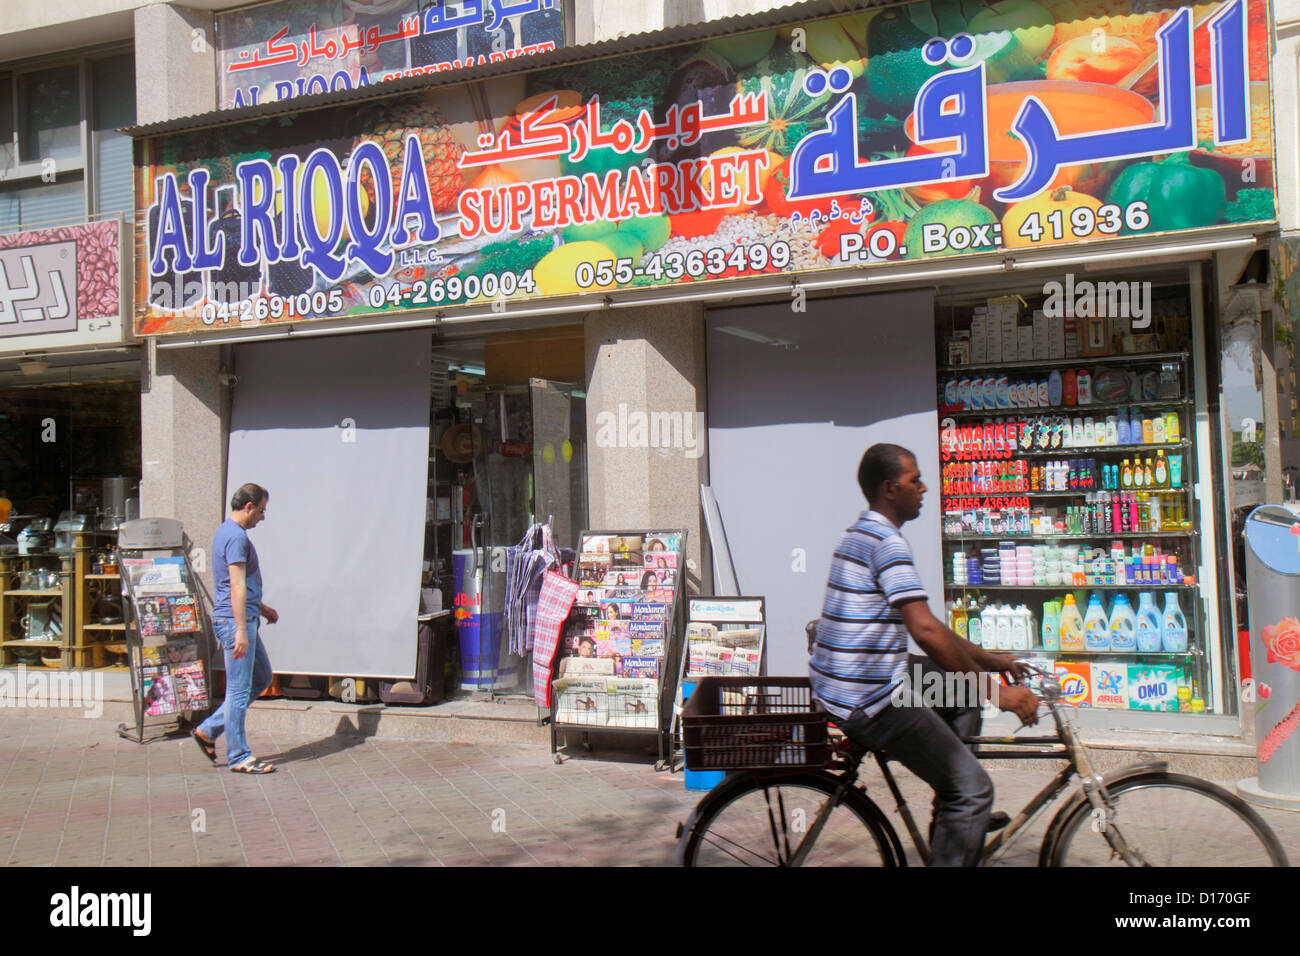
[808,443,1040,867]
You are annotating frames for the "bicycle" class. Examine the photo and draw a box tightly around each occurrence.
[675,664,1290,867]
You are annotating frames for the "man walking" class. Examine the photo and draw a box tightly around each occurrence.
[193,483,279,774]
[809,444,1038,866]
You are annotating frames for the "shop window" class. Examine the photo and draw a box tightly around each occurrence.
[0,49,135,232]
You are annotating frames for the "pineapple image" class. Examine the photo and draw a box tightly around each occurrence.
[368,95,468,214]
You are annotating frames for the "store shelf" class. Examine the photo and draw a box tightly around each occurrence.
[1017,441,1190,458]
[944,532,1196,542]
[947,583,1195,590]
[83,623,127,630]
[996,648,1198,658]
[85,574,120,580]
[940,398,1193,420]
[5,589,64,597]
[943,489,1191,499]
[1,639,63,647]
[939,351,1188,374]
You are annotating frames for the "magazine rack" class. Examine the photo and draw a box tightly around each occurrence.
[115,518,216,744]
[672,596,768,773]
[549,529,688,768]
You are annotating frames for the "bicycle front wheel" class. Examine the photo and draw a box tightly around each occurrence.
[1047,772,1289,866]
[681,771,902,867]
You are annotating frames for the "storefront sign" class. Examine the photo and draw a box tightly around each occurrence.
[137,0,1275,337]
[0,220,121,349]
[216,0,565,110]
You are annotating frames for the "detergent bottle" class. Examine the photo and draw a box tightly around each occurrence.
[1161,593,1188,652]
[1010,605,1030,651]
[1058,594,1086,651]
[1135,592,1162,651]
[1108,592,1136,652]
[1083,592,1110,651]
[1040,600,1061,652]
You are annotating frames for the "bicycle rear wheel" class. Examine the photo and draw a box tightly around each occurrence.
[1047,772,1289,866]
[681,771,902,867]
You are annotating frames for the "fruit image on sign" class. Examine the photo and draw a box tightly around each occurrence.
[136,0,1275,337]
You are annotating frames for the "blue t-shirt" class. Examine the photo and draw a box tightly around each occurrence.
[212,518,262,620]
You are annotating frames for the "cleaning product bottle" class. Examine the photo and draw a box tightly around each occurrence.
[952,598,968,639]
[1142,417,1154,444]
[1077,370,1092,405]
[1169,454,1183,488]
[981,604,998,651]
[968,602,983,647]
[1010,605,1030,651]
[996,604,1014,651]
[1161,593,1188,652]
[1108,593,1136,652]
[1117,408,1131,445]
[1121,459,1134,489]
[1135,592,1162,651]
[1142,456,1154,489]
[1048,369,1063,407]
[1041,600,1060,651]
[1152,413,1166,443]
[1063,368,1077,406]
[1058,594,1085,651]
[1165,410,1180,442]
[1083,592,1110,651]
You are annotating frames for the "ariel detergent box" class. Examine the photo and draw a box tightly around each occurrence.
[1091,664,1129,709]
[1127,665,1187,712]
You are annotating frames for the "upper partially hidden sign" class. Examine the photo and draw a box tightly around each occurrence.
[216,0,565,110]
[138,0,1275,337]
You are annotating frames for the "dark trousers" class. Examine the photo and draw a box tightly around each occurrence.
[838,655,993,867]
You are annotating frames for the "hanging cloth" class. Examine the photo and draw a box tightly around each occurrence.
[504,523,557,656]
[531,569,579,708]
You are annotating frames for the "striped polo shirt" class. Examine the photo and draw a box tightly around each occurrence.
[808,509,929,720]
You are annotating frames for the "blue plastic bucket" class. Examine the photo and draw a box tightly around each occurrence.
[681,680,725,791]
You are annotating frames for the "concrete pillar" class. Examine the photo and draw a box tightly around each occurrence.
[133,3,217,126]
[584,304,711,593]
[140,343,227,590]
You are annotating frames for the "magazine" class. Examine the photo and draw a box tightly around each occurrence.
[166,595,200,632]
[137,598,173,638]
[143,673,179,716]
[164,638,198,664]
[172,662,208,710]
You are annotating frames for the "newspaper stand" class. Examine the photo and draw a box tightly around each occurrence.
[116,518,216,744]
[549,529,687,768]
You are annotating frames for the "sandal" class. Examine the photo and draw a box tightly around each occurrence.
[192,729,217,764]
[230,758,275,774]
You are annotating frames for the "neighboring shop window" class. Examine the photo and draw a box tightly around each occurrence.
[0,50,135,232]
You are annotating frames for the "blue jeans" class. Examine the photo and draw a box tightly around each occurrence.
[837,656,992,867]
[198,614,272,767]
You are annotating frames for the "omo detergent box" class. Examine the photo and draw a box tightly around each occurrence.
[1127,665,1187,711]
[1090,663,1129,709]
[1053,662,1092,707]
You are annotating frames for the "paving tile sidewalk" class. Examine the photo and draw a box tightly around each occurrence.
[2,712,1297,867]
